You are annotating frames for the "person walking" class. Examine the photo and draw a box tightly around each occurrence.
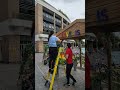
[48,31,61,74]
[65,43,76,86]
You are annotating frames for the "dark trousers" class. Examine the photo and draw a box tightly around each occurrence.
[66,63,76,84]
[49,47,58,74]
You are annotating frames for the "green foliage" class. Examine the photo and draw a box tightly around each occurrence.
[18,43,34,89]
[59,58,66,65]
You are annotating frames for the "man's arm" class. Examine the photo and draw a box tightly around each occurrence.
[65,49,69,59]
[55,36,62,42]
[57,38,62,42]
[65,54,69,59]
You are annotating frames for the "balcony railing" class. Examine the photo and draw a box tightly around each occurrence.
[19,0,35,17]
[17,13,34,20]
[43,16,54,24]
[55,21,61,27]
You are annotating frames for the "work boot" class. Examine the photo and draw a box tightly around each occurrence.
[72,80,77,86]
[63,83,70,86]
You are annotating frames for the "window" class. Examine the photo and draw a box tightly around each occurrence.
[52,17,54,20]
[55,18,61,23]
[43,22,46,27]
[51,25,54,29]
[46,14,49,18]
[48,15,50,19]
[49,24,51,28]
[49,15,51,19]
[46,23,48,27]
[59,20,61,23]
[48,15,54,20]
[43,12,46,17]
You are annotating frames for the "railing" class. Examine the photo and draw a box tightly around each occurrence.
[43,16,54,23]
[17,13,34,20]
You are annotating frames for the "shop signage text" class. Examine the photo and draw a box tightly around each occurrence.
[96,8,109,22]
[62,30,80,38]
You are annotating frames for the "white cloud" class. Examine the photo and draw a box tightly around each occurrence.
[45,0,85,22]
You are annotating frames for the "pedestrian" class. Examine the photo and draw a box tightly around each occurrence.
[65,43,76,86]
[48,31,61,74]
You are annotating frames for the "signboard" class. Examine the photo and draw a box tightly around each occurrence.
[96,8,109,22]
[60,30,80,39]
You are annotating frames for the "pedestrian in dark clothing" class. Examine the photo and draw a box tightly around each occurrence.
[65,43,76,86]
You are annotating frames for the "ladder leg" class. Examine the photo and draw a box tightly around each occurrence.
[49,47,61,90]
[44,71,50,86]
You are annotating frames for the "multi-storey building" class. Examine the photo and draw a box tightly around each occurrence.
[35,0,71,52]
[0,0,34,63]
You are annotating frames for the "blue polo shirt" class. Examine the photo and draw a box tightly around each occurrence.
[48,35,58,47]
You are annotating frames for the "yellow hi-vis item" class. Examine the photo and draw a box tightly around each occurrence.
[49,47,62,90]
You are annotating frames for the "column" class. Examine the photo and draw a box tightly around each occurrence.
[0,39,2,62]
[106,32,112,90]
[79,39,82,68]
[61,18,63,29]
[54,13,56,33]
[35,3,44,52]
[9,35,20,63]
[1,36,9,63]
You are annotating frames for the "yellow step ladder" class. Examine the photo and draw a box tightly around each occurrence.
[49,47,62,90]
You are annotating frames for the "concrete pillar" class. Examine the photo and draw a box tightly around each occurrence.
[61,18,63,29]
[106,33,112,90]
[8,35,20,63]
[1,36,9,63]
[79,39,82,68]
[0,40,2,62]
[54,13,56,33]
[35,3,44,52]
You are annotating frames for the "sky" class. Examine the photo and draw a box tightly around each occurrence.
[44,0,85,22]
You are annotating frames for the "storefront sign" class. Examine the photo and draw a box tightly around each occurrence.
[75,30,80,36]
[96,8,109,22]
[61,30,80,38]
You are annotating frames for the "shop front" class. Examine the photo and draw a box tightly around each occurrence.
[56,19,85,69]
[86,0,120,90]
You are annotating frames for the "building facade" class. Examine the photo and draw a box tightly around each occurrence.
[0,0,34,63]
[86,0,120,32]
[86,0,120,89]
[35,0,71,52]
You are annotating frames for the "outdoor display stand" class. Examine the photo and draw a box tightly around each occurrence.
[56,19,85,69]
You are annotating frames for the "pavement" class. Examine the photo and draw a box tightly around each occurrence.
[35,53,85,90]
[0,63,20,90]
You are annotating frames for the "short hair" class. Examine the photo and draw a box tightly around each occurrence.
[67,43,71,48]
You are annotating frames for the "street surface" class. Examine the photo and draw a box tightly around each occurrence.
[35,53,85,90]
[0,64,20,90]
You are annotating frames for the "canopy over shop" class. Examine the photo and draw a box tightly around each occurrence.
[56,19,85,68]
[86,0,120,89]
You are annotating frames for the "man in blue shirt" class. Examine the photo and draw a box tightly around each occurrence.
[48,31,61,74]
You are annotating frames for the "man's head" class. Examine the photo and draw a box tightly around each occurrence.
[67,43,71,48]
